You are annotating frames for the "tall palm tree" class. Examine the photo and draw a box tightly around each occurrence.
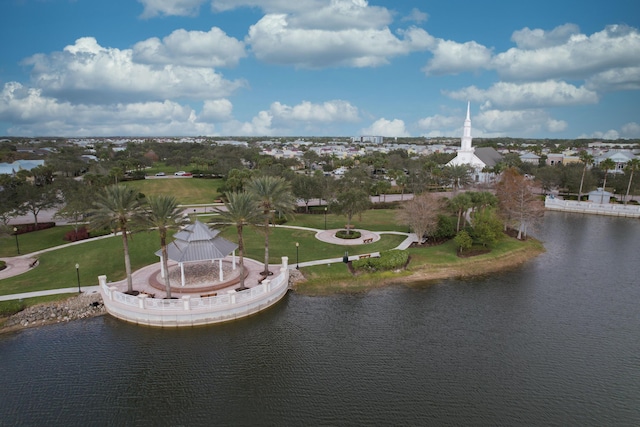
[599,158,616,203]
[213,192,261,290]
[450,192,473,232]
[145,195,183,299]
[246,176,296,276]
[578,151,594,201]
[624,158,640,205]
[90,184,144,294]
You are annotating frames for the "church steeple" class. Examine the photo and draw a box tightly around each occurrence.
[460,101,473,152]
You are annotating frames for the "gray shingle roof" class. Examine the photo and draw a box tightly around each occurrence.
[156,220,238,263]
[475,147,502,167]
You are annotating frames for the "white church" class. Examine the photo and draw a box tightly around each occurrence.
[447,102,502,183]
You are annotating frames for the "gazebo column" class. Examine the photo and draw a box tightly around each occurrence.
[219,259,223,281]
[180,262,186,287]
[232,250,236,270]
[160,255,165,278]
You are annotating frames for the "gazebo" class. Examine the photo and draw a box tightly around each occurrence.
[156,220,238,287]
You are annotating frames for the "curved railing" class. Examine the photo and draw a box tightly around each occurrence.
[545,197,640,218]
[99,257,290,327]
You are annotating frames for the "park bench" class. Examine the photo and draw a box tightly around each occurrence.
[363,238,373,244]
[200,292,218,298]
[29,259,38,268]
[359,254,371,259]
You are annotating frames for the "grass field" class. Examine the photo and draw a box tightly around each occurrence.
[123,177,224,204]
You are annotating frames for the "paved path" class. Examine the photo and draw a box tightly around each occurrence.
[0,225,418,301]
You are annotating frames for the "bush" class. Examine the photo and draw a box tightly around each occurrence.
[0,260,6,271]
[335,230,361,239]
[64,226,90,242]
[351,249,409,272]
[433,214,456,240]
[13,222,55,235]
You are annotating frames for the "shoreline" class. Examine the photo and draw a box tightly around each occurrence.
[1,242,545,334]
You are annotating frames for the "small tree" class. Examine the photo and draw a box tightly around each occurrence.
[599,158,616,203]
[578,151,594,201]
[454,230,473,254]
[624,158,640,204]
[330,188,370,235]
[396,193,444,244]
[470,208,503,247]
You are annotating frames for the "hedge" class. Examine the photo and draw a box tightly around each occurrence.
[351,249,409,272]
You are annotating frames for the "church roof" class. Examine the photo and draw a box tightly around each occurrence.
[155,220,238,263]
[475,147,502,167]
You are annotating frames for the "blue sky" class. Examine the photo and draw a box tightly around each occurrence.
[1,0,639,139]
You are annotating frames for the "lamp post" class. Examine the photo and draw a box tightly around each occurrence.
[295,242,299,269]
[324,207,327,230]
[13,227,20,255]
[75,263,81,293]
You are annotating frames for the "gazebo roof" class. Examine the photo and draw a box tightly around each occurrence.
[156,220,238,263]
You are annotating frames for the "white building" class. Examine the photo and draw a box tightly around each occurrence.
[446,103,501,183]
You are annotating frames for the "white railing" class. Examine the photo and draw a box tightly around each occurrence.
[99,257,290,327]
[545,197,640,218]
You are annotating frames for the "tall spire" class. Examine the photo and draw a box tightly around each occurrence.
[461,101,473,151]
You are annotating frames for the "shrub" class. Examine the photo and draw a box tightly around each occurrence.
[0,260,6,271]
[351,249,409,272]
[64,226,90,242]
[335,230,361,239]
[454,230,473,253]
[13,222,55,235]
[433,214,456,240]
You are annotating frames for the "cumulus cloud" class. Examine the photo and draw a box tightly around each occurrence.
[422,39,492,75]
[621,122,640,138]
[199,99,233,121]
[511,23,581,49]
[445,80,599,109]
[132,27,246,68]
[247,14,431,68]
[360,118,409,137]
[0,82,218,136]
[269,100,359,123]
[22,37,245,104]
[586,66,640,91]
[417,114,461,133]
[476,109,567,134]
[492,24,640,81]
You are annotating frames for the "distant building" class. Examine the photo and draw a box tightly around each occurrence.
[351,136,383,144]
[446,103,502,183]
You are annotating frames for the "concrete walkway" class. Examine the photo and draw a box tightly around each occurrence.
[0,225,418,301]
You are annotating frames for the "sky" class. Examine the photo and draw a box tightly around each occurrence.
[1,0,639,139]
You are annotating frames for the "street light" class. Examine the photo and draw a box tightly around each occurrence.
[324,207,328,230]
[295,242,299,270]
[13,227,20,255]
[75,263,81,293]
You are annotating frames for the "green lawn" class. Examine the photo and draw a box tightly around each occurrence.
[287,208,408,232]
[123,178,224,204]
[0,225,76,257]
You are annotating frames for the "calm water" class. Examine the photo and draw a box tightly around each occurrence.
[1,212,639,426]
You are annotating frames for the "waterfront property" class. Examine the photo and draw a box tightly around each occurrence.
[99,256,290,327]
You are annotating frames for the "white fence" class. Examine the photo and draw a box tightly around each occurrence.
[545,196,640,218]
[99,258,289,327]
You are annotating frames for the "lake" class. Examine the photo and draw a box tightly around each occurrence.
[1,211,639,426]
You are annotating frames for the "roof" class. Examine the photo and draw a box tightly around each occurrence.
[475,147,502,167]
[156,220,238,263]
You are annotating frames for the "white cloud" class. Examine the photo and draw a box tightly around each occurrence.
[621,122,640,138]
[476,109,567,134]
[360,118,409,137]
[132,27,246,68]
[269,100,359,123]
[199,99,233,121]
[23,37,245,104]
[138,0,206,18]
[246,14,430,68]
[223,111,276,136]
[511,23,581,49]
[422,39,492,75]
[445,80,599,109]
[578,129,621,140]
[586,66,640,91]
[402,8,428,23]
[417,114,460,132]
[492,24,640,81]
[0,82,218,136]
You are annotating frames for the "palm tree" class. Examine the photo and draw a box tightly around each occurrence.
[213,192,261,290]
[450,192,473,232]
[90,185,144,294]
[444,164,472,195]
[578,151,594,201]
[246,176,296,276]
[599,158,616,203]
[624,158,640,205]
[145,195,183,299]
